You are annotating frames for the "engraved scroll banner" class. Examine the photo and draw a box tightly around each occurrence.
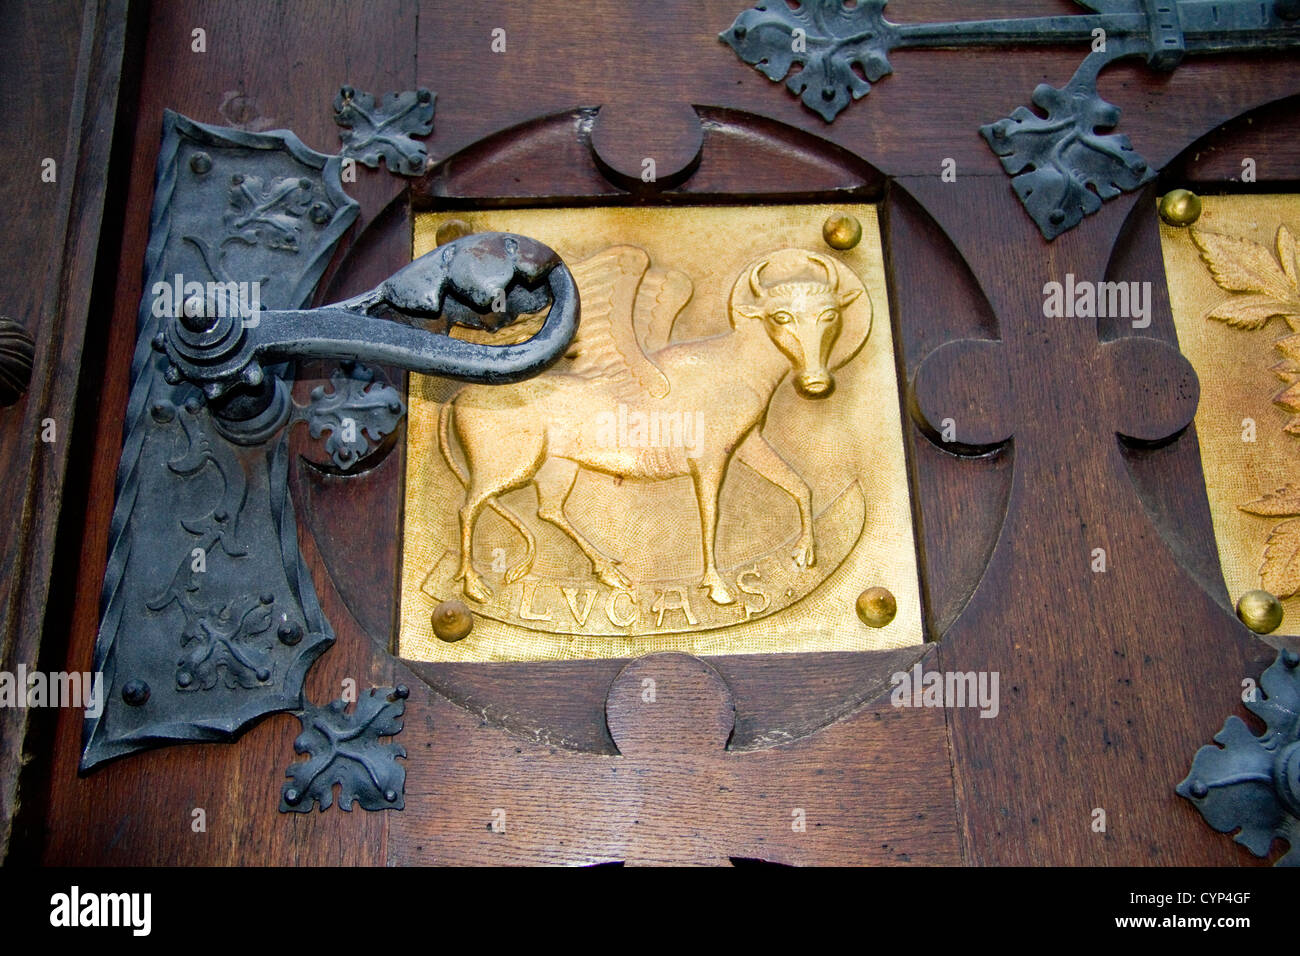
[399,205,923,662]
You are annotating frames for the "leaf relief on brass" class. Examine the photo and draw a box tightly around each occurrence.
[1193,222,1300,597]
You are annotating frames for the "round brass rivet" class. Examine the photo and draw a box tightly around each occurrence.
[822,212,862,251]
[1159,189,1202,228]
[189,151,212,175]
[436,219,472,246]
[856,586,897,628]
[432,599,474,642]
[1237,589,1283,634]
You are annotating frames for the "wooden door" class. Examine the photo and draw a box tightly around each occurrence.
[4,0,1300,869]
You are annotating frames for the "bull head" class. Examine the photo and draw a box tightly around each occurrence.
[735,254,862,398]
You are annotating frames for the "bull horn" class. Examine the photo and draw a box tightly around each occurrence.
[807,253,838,292]
[748,259,770,299]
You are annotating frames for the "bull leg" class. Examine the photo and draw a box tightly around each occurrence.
[690,460,734,605]
[456,488,495,603]
[452,416,548,602]
[736,430,815,568]
[535,460,632,590]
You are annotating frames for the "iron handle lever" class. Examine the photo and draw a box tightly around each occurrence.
[155,231,580,404]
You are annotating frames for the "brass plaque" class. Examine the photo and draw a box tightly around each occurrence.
[1161,195,1300,627]
[399,205,923,662]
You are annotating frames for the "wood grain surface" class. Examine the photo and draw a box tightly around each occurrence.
[0,0,132,861]
[38,0,419,868]
[14,0,1300,866]
[392,650,958,866]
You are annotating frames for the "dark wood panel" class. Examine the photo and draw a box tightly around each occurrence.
[416,0,1300,187]
[918,110,1300,865]
[39,0,419,867]
[416,106,886,205]
[26,0,1300,868]
[391,651,959,866]
[1168,93,1300,187]
[903,175,1269,865]
[0,0,131,861]
[884,182,1015,639]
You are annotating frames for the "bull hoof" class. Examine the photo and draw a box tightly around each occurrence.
[700,572,735,606]
[595,561,633,591]
[461,575,493,604]
[503,560,533,585]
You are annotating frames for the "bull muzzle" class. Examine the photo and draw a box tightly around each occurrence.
[794,368,834,398]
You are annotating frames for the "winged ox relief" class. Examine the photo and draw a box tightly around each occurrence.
[439,244,868,611]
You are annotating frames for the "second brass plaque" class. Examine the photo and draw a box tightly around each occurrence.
[1162,194,1300,631]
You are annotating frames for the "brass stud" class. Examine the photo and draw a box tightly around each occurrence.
[822,212,862,251]
[436,218,472,246]
[1159,189,1202,228]
[855,586,897,628]
[431,599,474,642]
[1237,589,1284,634]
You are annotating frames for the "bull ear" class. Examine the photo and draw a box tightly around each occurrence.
[734,305,765,321]
[838,288,862,308]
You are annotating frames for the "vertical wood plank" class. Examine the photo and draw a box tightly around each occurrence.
[38,0,417,866]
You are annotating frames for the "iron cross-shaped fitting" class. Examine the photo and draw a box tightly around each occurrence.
[722,0,1300,238]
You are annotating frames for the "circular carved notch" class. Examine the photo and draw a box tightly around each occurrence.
[589,102,704,194]
[605,653,735,756]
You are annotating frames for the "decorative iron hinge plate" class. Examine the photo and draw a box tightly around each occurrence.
[721,0,1300,239]
[1180,647,1300,865]
[81,92,580,817]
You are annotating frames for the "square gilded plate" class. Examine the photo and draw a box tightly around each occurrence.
[398,204,923,662]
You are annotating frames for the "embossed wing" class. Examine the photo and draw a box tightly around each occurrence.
[438,242,873,610]
[563,245,691,400]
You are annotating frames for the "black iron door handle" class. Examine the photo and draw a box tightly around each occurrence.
[81,110,580,802]
[156,231,580,406]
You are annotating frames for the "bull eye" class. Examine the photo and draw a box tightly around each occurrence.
[772,311,794,325]
[819,309,838,323]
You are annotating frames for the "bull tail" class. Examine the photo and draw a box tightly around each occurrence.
[439,398,537,584]
[438,399,469,486]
